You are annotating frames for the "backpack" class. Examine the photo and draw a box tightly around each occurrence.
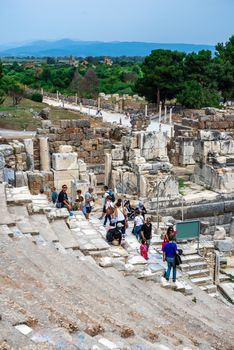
[108,190,115,202]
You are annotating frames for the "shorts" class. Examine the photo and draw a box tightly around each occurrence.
[86,206,91,214]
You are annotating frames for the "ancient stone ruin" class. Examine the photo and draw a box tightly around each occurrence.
[0,104,234,349]
[194,130,234,192]
[106,130,179,200]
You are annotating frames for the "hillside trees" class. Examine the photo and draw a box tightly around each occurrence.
[135,50,185,108]
[177,81,220,108]
[7,80,24,105]
[70,69,99,98]
[177,50,220,108]
[0,61,5,104]
[135,38,234,108]
[215,35,234,101]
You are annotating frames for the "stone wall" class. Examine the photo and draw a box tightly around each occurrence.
[0,119,127,195]
[168,107,234,167]
[37,119,113,166]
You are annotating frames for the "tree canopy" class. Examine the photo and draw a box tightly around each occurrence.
[135,35,234,108]
[135,50,185,106]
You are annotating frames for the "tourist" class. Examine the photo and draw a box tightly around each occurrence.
[99,185,111,221]
[124,200,135,220]
[106,223,123,246]
[51,187,58,204]
[162,226,176,250]
[137,200,147,219]
[141,217,152,250]
[76,195,85,212]
[140,239,148,260]
[96,108,102,116]
[57,185,72,211]
[84,187,95,219]
[76,189,82,200]
[104,195,115,226]
[133,209,144,241]
[163,235,178,283]
[114,200,128,237]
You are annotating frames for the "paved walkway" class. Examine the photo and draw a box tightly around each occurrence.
[0,128,36,138]
[43,97,173,133]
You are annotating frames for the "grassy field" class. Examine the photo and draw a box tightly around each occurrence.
[0,97,109,130]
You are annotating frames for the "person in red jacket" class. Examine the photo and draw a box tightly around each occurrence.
[140,239,148,260]
[162,226,176,250]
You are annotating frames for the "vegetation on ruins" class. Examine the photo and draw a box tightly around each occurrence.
[0,36,233,108]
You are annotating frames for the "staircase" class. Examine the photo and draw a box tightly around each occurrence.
[180,251,217,295]
[1,186,234,349]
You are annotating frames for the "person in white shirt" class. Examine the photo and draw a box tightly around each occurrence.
[114,200,127,237]
[133,209,144,241]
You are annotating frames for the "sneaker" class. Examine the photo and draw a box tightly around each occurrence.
[161,277,170,288]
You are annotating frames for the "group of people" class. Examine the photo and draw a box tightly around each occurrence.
[51,185,95,220]
[99,186,152,259]
[51,184,180,283]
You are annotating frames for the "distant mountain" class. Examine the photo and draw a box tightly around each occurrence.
[0,39,215,57]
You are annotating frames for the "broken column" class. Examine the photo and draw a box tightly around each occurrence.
[105,153,112,187]
[159,103,162,124]
[169,108,172,124]
[145,104,148,117]
[39,137,50,171]
[24,139,34,171]
[164,106,167,123]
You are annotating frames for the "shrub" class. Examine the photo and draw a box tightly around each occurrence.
[30,92,43,102]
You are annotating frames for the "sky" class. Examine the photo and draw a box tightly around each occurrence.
[0,0,233,46]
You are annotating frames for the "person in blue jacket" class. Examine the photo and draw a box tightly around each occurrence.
[163,234,178,282]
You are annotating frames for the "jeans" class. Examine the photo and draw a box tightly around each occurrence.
[165,257,176,282]
[134,225,143,241]
[104,214,111,226]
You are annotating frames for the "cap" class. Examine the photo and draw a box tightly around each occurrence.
[117,222,124,228]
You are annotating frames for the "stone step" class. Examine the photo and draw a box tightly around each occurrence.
[219,273,231,282]
[30,329,81,350]
[190,276,213,286]
[182,249,197,256]
[0,184,15,226]
[200,284,217,294]
[0,224,14,237]
[181,254,204,264]
[187,269,210,278]
[50,219,80,249]
[180,261,208,272]
[5,186,32,205]
[72,331,119,349]
[30,214,59,243]
[8,206,39,235]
